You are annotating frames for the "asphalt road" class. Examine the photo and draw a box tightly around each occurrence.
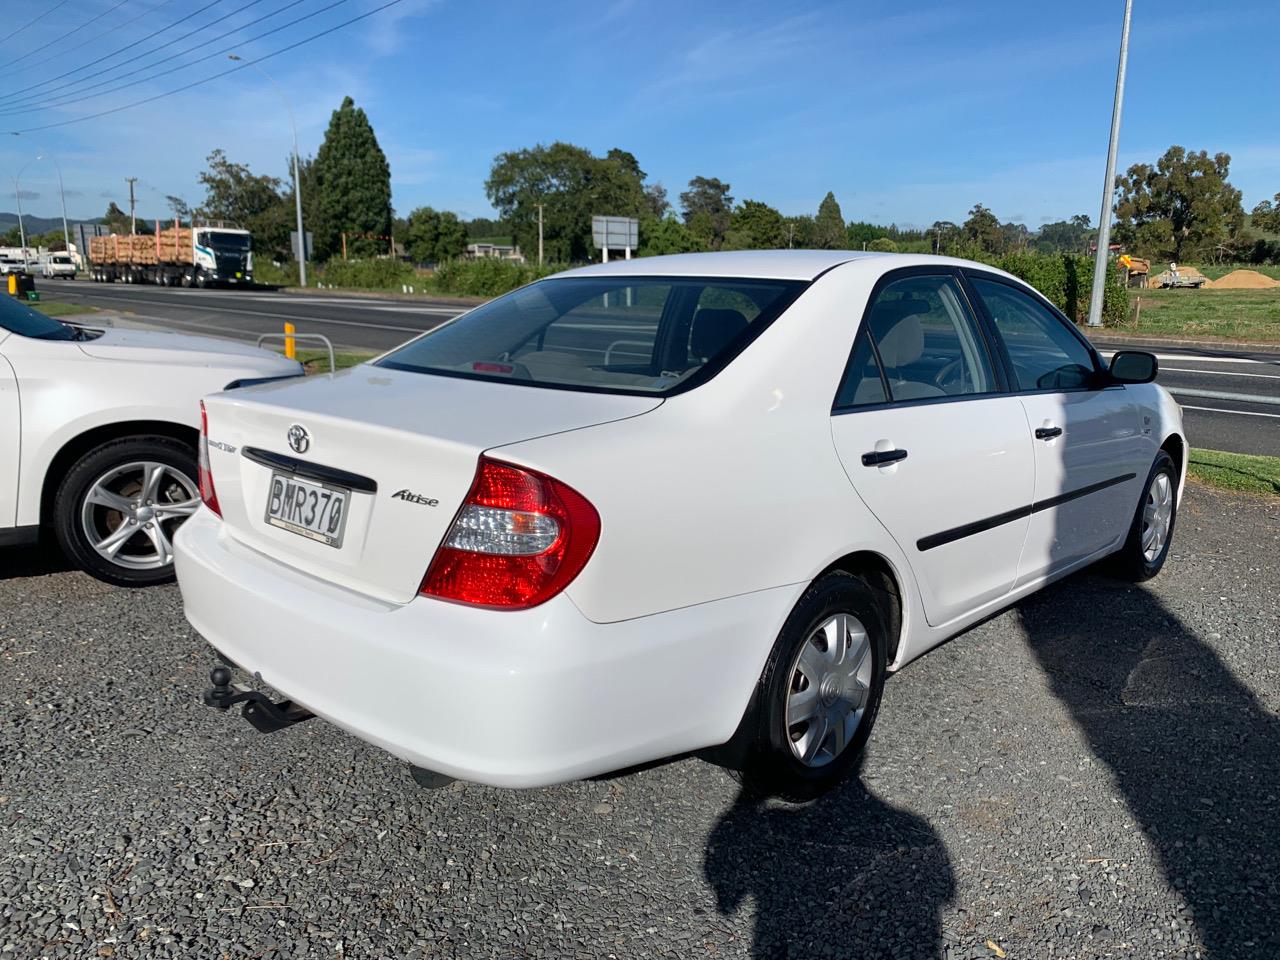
[37,280,1280,457]
[37,279,468,354]
[2,482,1278,959]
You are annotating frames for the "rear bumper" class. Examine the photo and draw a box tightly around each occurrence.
[174,507,797,787]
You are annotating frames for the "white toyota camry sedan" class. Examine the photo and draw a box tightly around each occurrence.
[0,296,301,585]
[177,251,1185,798]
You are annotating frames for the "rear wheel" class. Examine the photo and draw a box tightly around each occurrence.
[1109,450,1178,581]
[740,571,889,801]
[53,437,200,587]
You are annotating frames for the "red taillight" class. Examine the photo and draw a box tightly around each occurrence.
[420,457,600,609]
[197,400,222,518]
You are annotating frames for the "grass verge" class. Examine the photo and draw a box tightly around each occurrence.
[1118,288,1280,342]
[1188,448,1280,497]
[297,349,377,374]
[32,301,99,318]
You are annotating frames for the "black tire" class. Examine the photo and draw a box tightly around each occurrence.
[739,571,889,801]
[1108,450,1178,582]
[53,436,199,587]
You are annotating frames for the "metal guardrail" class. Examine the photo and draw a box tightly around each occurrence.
[256,332,336,375]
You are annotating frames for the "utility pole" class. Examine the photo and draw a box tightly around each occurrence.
[1087,0,1134,328]
[536,203,544,266]
[125,176,138,235]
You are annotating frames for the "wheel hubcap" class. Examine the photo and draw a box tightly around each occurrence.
[80,461,199,571]
[785,612,873,768]
[1141,471,1174,562]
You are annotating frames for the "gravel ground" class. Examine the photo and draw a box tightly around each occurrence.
[2,482,1278,960]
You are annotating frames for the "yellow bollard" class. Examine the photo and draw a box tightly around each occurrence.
[7,274,15,296]
[284,322,296,360]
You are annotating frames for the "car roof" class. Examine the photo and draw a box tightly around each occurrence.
[558,249,885,281]
[556,249,1021,283]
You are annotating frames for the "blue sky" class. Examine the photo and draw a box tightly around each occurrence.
[1,0,1277,229]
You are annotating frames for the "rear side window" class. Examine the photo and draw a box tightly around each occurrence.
[971,278,1097,391]
[378,276,804,395]
[837,274,996,406]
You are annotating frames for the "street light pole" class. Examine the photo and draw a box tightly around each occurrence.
[49,155,71,256]
[229,54,308,287]
[1087,0,1134,328]
[14,155,43,271]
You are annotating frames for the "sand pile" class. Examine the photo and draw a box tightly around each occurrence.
[1209,269,1280,290]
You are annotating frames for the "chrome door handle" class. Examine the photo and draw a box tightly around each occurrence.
[1035,426,1063,441]
[861,448,908,467]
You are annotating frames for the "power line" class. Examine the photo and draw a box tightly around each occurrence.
[0,0,73,45]
[8,0,177,81]
[0,0,341,118]
[1,0,237,102]
[0,0,132,72]
[2,0,278,106]
[5,0,407,135]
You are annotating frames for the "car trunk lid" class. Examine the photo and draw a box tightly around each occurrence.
[200,366,660,602]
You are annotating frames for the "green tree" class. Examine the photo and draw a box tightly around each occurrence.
[197,149,291,257]
[102,201,132,234]
[867,237,898,253]
[404,206,468,263]
[1251,193,1280,235]
[638,214,706,256]
[928,220,960,254]
[310,96,393,260]
[962,203,1004,254]
[785,215,816,248]
[166,195,192,222]
[679,176,733,250]
[1,225,21,247]
[725,199,786,249]
[485,142,646,262]
[1113,146,1245,262]
[813,191,846,249]
[1035,214,1091,254]
[847,221,891,248]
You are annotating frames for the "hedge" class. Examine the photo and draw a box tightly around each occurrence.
[423,258,558,297]
[974,251,1127,326]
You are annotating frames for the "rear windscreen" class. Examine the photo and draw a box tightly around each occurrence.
[377,276,805,395]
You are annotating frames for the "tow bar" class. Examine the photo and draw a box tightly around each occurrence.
[203,665,315,734]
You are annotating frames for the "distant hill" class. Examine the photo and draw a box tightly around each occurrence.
[0,212,104,233]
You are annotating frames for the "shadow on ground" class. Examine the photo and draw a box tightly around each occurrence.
[0,541,75,581]
[705,762,954,959]
[1020,573,1279,956]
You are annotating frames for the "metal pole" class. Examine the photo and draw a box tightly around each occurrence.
[230,55,307,287]
[1087,0,1133,328]
[536,203,543,266]
[14,178,28,269]
[50,155,70,256]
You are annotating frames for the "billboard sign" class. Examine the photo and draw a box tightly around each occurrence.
[591,216,638,251]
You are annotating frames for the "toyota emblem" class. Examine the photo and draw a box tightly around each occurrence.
[287,424,310,454]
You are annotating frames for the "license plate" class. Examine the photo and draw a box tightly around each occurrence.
[265,473,349,547]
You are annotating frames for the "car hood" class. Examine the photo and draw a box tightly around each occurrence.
[77,326,301,374]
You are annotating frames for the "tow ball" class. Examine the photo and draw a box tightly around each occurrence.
[203,665,315,734]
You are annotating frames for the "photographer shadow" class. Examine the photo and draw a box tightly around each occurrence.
[1018,573,1280,956]
[704,763,954,960]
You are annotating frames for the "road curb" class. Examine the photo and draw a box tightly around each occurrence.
[275,286,484,308]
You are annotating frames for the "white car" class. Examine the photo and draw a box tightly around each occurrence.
[178,251,1185,797]
[0,295,302,585]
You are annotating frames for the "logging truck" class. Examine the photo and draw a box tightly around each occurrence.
[88,220,253,287]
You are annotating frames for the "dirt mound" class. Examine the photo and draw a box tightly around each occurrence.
[1209,269,1280,290]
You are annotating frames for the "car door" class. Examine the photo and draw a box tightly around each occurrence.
[0,341,19,529]
[829,269,1036,627]
[965,273,1144,585]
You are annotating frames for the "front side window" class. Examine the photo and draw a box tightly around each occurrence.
[378,276,804,395]
[841,274,996,404]
[971,278,1097,391]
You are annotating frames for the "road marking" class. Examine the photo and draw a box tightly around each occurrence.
[1166,386,1280,406]
[1161,366,1280,380]
[1181,404,1280,420]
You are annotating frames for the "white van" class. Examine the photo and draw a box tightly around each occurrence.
[39,253,77,279]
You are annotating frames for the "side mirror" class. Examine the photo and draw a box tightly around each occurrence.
[1109,350,1158,384]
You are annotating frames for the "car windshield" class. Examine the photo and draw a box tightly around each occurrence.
[376,276,806,395]
[200,232,250,252]
[0,293,76,340]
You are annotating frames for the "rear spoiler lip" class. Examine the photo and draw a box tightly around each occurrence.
[242,446,379,494]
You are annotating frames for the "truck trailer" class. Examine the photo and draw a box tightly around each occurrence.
[88,220,253,287]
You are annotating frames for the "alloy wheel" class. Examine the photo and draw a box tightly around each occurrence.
[79,461,199,570]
